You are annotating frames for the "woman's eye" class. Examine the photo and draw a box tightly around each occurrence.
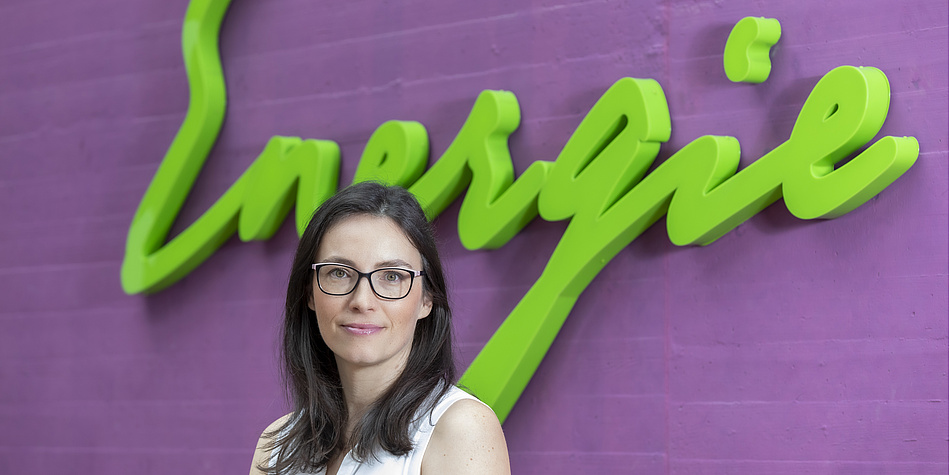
[330,268,349,279]
[383,271,402,282]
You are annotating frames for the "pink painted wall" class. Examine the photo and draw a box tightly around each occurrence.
[1,0,946,473]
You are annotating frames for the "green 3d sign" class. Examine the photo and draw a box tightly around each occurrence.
[122,0,918,422]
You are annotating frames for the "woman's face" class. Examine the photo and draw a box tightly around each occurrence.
[308,214,432,376]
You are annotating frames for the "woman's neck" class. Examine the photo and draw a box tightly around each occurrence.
[336,356,406,426]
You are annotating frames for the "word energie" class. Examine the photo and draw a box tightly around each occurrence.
[122,0,918,422]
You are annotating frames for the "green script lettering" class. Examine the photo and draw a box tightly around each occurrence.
[123,0,919,422]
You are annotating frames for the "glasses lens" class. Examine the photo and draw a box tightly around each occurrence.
[316,264,357,295]
[371,268,414,299]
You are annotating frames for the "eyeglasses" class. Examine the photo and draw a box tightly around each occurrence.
[311,263,425,300]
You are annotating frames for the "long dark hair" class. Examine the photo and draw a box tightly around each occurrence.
[261,181,456,474]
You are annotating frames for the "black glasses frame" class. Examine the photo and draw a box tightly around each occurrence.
[311,263,425,300]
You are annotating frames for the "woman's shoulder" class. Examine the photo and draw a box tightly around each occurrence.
[250,413,295,475]
[435,397,500,433]
[422,390,510,474]
[265,413,295,432]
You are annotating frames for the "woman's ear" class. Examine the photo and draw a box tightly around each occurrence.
[418,293,433,320]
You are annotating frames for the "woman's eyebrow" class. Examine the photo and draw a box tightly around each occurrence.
[376,259,414,269]
[319,256,356,266]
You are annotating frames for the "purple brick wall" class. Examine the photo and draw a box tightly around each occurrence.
[1,0,946,473]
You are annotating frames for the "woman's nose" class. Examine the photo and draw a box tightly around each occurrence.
[348,276,378,310]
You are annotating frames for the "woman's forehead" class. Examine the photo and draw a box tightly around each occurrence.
[316,214,422,268]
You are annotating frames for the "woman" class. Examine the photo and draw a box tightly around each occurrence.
[250,182,510,475]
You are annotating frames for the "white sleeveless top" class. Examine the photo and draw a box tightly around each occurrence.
[272,386,487,475]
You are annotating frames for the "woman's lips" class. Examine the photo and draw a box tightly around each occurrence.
[342,323,383,335]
